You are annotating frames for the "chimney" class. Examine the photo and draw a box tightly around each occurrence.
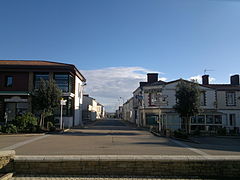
[202,75,209,85]
[230,74,239,85]
[147,73,158,83]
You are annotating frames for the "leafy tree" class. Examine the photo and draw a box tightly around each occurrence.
[32,79,62,128]
[174,80,201,134]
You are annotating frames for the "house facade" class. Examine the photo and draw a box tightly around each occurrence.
[82,94,105,123]
[0,60,86,128]
[203,75,240,133]
[123,73,240,134]
[122,97,134,123]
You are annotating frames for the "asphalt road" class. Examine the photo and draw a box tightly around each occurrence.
[1,118,240,156]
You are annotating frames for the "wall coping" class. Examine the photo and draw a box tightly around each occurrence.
[0,150,15,157]
[14,155,240,162]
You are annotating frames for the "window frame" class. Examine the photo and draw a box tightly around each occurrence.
[226,91,236,106]
[34,73,49,89]
[5,76,13,87]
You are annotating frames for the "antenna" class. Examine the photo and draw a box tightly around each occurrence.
[204,69,214,75]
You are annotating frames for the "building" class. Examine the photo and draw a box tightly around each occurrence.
[116,106,123,119]
[203,74,240,133]
[124,73,240,134]
[82,94,105,123]
[0,60,86,128]
[122,97,134,123]
[97,103,105,119]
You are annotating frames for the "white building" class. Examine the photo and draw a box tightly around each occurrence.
[82,94,105,123]
[122,97,134,123]
[129,73,240,134]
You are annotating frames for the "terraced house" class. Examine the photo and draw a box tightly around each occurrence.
[123,73,240,134]
[0,60,86,128]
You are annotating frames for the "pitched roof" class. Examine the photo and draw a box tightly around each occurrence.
[203,84,240,91]
[0,60,68,66]
[0,60,86,82]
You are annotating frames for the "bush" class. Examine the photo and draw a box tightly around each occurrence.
[2,124,18,134]
[13,113,38,132]
[174,129,189,139]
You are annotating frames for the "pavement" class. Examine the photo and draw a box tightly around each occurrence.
[0,118,240,156]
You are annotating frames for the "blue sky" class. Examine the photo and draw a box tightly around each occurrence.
[0,0,240,111]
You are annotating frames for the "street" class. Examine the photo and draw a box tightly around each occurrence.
[1,118,240,156]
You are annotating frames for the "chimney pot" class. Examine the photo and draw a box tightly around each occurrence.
[202,75,209,85]
[230,74,239,85]
[147,73,158,83]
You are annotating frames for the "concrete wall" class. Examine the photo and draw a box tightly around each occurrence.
[0,151,15,174]
[12,155,240,178]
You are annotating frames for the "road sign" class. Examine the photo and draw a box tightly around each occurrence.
[60,99,67,106]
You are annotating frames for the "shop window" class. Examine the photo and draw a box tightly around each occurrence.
[206,115,214,124]
[197,115,205,124]
[191,116,197,124]
[5,102,28,122]
[146,114,158,125]
[214,115,222,124]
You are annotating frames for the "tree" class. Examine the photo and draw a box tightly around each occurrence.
[32,79,62,128]
[174,80,201,134]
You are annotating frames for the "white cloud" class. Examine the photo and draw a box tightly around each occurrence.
[81,67,165,112]
[189,75,216,84]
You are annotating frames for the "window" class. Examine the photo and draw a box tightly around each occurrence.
[54,74,74,92]
[226,92,236,106]
[191,116,197,123]
[150,93,158,106]
[5,76,13,87]
[55,97,73,116]
[54,74,69,92]
[34,73,49,89]
[146,114,158,125]
[214,115,222,124]
[206,115,214,124]
[229,114,236,126]
[197,115,205,124]
[200,91,206,106]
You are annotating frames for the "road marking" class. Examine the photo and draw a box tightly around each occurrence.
[0,135,49,150]
[170,139,210,156]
